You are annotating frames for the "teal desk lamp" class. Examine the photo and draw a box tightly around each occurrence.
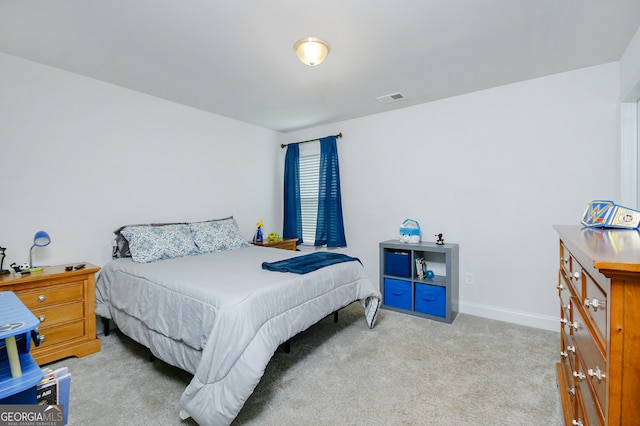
[29,231,51,272]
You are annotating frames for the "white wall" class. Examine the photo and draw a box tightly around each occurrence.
[621,25,640,100]
[0,53,281,269]
[282,62,620,331]
[1,52,620,332]
[619,25,640,209]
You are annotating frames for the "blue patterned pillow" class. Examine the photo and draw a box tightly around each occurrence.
[121,224,198,263]
[190,218,250,253]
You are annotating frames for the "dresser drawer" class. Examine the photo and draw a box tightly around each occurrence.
[561,328,576,370]
[35,320,85,349]
[582,272,607,345]
[575,356,604,426]
[560,243,582,298]
[31,301,84,329]
[17,282,84,308]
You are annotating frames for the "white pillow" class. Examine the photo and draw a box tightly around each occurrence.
[121,224,198,263]
[190,218,250,253]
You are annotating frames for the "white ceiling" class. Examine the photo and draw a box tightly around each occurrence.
[1,1,639,133]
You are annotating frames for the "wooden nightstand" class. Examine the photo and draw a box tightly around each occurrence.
[251,238,298,251]
[0,263,101,365]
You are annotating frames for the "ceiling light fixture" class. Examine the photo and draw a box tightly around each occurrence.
[294,37,330,66]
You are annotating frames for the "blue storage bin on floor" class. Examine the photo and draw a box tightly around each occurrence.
[415,284,446,317]
[385,250,411,277]
[384,278,412,310]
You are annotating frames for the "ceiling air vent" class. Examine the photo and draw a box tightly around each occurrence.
[376,92,406,104]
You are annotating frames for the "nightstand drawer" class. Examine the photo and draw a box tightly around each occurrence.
[17,282,84,308]
[31,301,84,328]
[36,321,85,349]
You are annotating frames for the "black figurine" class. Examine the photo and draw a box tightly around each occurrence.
[0,247,9,275]
[435,233,445,245]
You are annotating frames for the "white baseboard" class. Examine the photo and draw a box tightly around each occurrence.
[458,301,559,332]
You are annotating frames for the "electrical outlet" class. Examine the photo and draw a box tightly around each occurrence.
[465,272,474,285]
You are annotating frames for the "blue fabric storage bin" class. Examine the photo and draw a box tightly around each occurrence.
[415,284,446,317]
[385,250,411,277]
[384,278,412,310]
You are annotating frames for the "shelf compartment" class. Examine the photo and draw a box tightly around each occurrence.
[415,283,446,317]
[383,278,412,310]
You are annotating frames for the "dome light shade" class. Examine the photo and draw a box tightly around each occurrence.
[294,37,330,66]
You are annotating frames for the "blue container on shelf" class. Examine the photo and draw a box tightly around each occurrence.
[385,250,411,277]
[384,278,412,310]
[415,284,446,317]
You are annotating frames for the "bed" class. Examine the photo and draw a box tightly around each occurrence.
[95,218,381,426]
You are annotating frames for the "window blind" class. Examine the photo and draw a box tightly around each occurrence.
[299,153,320,244]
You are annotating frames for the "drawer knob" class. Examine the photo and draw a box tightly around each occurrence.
[572,420,584,426]
[556,282,565,291]
[587,366,605,383]
[561,345,576,358]
[38,335,46,343]
[37,295,46,303]
[570,321,579,331]
[562,256,570,264]
[572,271,581,280]
[584,297,603,312]
[560,318,568,326]
[38,315,45,322]
[573,370,586,381]
[566,386,575,396]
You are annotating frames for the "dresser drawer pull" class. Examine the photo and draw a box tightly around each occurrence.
[561,345,576,358]
[556,282,566,291]
[587,366,605,383]
[37,295,46,303]
[572,271,581,281]
[38,315,45,322]
[562,256,570,264]
[560,317,568,326]
[566,386,575,396]
[572,420,584,426]
[570,321,579,331]
[584,297,603,312]
[573,370,586,381]
[38,335,46,343]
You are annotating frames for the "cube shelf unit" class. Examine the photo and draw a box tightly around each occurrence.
[379,239,459,323]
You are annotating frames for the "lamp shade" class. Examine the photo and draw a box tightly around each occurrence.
[294,37,330,66]
[33,231,51,247]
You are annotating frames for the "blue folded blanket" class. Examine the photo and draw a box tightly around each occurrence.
[262,252,361,274]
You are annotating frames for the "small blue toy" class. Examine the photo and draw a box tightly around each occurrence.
[426,270,435,280]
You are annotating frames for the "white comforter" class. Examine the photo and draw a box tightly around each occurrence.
[95,246,380,426]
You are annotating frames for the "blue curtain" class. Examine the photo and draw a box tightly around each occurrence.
[314,136,346,247]
[282,143,302,244]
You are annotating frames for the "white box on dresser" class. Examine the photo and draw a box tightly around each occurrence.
[554,225,640,426]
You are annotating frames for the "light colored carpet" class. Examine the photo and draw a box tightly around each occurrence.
[46,304,563,425]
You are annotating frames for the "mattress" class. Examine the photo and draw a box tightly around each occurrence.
[96,245,380,425]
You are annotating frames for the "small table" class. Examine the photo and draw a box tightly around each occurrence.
[251,238,298,251]
[0,291,43,403]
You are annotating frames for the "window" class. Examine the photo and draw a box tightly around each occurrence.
[299,143,320,245]
[283,135,346,248]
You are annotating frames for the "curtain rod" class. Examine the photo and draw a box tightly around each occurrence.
[280,132,342,149]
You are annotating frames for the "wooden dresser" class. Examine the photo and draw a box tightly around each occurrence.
[554,225,640,425]
[0,264,101,365]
